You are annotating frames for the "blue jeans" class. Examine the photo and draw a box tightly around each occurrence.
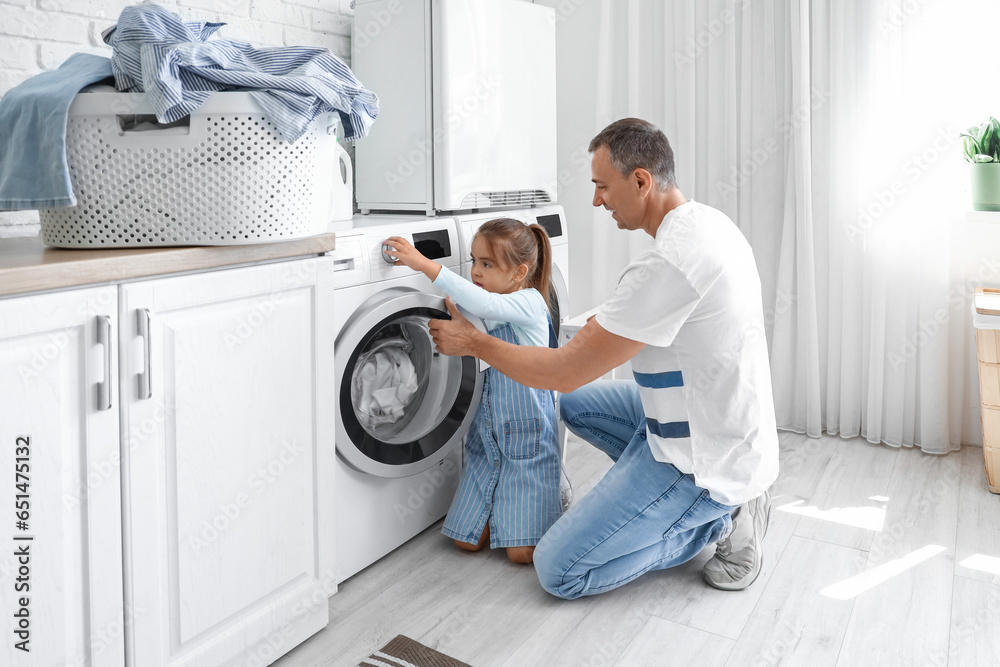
[534,381,735,599]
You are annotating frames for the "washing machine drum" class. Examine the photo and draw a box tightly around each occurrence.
[335,287,485,478]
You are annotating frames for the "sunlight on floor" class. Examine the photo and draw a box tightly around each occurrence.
[958,554,1000,577]
[775,499,886,531]
[820,545,948,600]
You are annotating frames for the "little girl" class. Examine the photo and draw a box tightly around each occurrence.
[384,219,561,564]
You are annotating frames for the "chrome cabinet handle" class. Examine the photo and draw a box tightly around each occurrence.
[96,315,112,411]
[137,308,152,400]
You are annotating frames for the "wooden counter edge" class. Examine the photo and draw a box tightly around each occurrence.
[0,234,337,297]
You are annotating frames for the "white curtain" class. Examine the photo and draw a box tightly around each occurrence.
[581,0,1000,453]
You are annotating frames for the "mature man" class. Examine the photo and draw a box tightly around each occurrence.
[429,118,779,599]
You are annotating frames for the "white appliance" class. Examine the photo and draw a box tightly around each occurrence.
[352,0,557,214]
[451,204,570,338]
[329,215,487,582]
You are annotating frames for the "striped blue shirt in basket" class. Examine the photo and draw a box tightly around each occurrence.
[102,3,379,143]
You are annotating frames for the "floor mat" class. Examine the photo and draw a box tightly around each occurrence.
[357,635,473,667]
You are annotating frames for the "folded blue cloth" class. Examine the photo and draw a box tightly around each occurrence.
[0,53,113,211]
[103,3,379,143]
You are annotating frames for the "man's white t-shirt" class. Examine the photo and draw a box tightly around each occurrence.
[595,200,779,506]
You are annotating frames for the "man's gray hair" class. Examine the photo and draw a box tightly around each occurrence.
[589,118,676,191]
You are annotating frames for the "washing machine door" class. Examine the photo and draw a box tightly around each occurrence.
[548,264,568,339]
[335,287,485,478]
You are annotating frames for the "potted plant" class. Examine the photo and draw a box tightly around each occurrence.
[962,116,1000,211]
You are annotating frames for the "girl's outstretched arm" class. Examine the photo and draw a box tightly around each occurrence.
[385,236,543,328]
[432,266,544,327]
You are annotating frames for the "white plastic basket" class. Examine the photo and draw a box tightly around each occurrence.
[39,90,354,248]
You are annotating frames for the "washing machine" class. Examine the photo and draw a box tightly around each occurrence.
[330,215,488,583]
[451,204,570,338]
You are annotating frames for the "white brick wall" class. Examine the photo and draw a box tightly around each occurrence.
[0,0,356,238]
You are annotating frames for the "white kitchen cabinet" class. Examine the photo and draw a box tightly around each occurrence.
[118,257,337,667]
[0,286,125,667]
[0,249,336,667]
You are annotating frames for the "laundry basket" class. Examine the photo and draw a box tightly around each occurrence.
[974,287,1000,493]
[39,90,354,247]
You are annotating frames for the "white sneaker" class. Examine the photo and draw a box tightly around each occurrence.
[702,490,771,591]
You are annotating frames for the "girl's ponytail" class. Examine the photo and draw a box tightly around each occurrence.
[527,224,552,309]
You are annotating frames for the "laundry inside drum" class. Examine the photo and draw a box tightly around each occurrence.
[350,315,463,445]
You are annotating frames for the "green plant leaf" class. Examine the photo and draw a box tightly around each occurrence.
[964,137,977,162]
[958,118,1000,161]
[989,118,1000,158]
[967,125,985,151]
[981,123,994,158]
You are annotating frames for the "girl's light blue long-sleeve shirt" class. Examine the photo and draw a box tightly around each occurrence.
[433,266,550,348]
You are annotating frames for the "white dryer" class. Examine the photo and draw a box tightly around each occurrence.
[329,215,486,582]
[451,204,570,338]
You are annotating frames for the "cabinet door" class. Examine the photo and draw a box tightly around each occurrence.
[0,287,124,667]
[120,258,336,667]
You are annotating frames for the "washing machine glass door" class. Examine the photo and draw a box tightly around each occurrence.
[336,287,484,478]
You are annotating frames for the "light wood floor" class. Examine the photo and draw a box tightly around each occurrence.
[276,432,1000,667]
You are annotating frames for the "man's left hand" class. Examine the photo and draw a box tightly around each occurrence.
[428,297,480,356]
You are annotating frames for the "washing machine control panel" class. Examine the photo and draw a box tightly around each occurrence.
[381,228,451,265]
[368,238,403,278]
[379,243,396,265]
[354,220,461,282]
